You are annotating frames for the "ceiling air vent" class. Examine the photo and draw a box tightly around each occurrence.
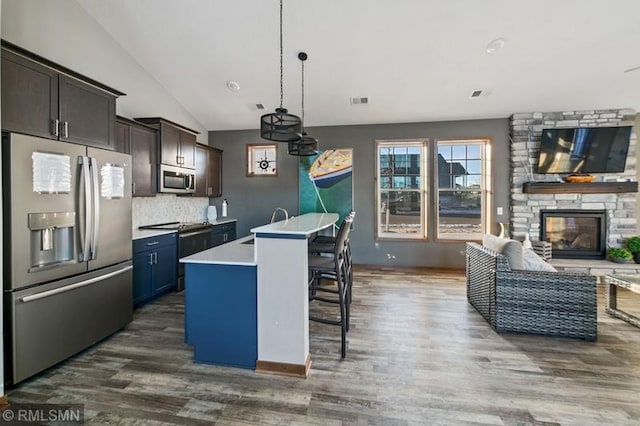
[256,103,265,110]
[350,96,369,105]
[469,89,491,99]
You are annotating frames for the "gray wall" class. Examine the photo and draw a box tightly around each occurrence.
[209,118,510,268]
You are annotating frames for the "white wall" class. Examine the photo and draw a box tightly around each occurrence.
[0,0,207,142]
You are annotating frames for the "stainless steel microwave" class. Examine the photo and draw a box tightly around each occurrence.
[159,164,195,193]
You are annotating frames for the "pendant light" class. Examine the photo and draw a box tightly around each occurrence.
[260,0,302,142]
[288,51,319,156]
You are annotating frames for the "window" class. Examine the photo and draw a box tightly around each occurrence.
[376,140,426,239]
[436,140,491,240]
[375,138,491,241]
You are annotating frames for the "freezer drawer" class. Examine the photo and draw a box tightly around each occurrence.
[7,262,133,384]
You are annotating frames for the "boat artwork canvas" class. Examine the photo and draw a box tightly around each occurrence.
[299,149,353,226]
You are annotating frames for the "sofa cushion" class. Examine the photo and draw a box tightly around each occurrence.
[482,234,524,270]
[521,248,557,272]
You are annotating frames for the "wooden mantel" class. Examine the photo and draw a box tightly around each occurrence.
[523,181,638,194]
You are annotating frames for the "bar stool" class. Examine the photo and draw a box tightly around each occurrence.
[308,214,353,358]
[309,211,355,305]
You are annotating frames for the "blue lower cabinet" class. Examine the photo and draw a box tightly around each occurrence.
[185,263,257,369]
[132,233,178,308]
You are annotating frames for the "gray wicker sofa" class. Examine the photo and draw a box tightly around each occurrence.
[466,242,597,341]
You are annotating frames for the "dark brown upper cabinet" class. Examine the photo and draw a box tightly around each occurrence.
[58,74,116,148]
[114,119,130,154]
[1,50,58,139]
[194,144,223,197]
[134,117,198,170]
[1,44,123,150]
[115,116,158,197]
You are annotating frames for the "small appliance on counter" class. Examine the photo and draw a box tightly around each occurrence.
[207,205,218,222]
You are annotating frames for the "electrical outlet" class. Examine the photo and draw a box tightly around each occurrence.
[497,207,504,215]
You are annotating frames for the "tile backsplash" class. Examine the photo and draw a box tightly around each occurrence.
[132,194,210,228]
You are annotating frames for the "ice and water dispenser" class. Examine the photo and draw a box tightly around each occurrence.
[28,212,75,270]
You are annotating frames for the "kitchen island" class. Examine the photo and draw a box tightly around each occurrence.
[180,213,339,376]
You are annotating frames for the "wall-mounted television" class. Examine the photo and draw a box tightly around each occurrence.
[536,126,633,174]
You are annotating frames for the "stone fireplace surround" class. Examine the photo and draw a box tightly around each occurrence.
[509,108,638,275]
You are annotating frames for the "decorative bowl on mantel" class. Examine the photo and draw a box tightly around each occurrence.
[563,174,596,183]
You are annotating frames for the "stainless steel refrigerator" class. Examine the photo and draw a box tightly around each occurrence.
[2,133,133,384]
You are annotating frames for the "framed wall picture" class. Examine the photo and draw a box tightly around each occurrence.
[247,144,277,176]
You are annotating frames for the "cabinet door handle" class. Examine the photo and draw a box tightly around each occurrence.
[146,241,159,246]
[52,119,60,137]
[63,121,69,138]
[148,253,153,265]
[153,252,158,264]
[132,183,136,195]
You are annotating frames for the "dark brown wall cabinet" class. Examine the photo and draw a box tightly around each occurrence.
[1,47,121,150]
[134,117,198,169]
[195,144,223,197]
[115,117,158,197]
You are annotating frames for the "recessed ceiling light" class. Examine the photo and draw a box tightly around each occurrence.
[226,80,240,91]
[485,38,505,54]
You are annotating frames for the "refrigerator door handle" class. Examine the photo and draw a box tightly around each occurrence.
[79,156,92,262]
[20,265,133,303]
[90,157,100,260]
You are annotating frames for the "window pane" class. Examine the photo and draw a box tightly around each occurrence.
[466,145,481,159]
[438,191,482,238]
[438,145,451,160]
[379,190,422,235]
[466,159,481,174]
[393,176,406,188]
[466,174,482,188]
[451,145,466,159]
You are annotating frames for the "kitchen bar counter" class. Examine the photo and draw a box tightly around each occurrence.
[180,212,339,375]
[253,212,338,377]
[251,213,338,236]
[180,235,255,266]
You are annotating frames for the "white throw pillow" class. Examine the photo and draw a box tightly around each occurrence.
[482,233,524,270]
[521,248,557,272]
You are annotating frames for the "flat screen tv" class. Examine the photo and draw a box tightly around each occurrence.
[536,126,633,174]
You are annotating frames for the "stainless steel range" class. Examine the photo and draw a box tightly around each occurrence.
[139,221,214,291]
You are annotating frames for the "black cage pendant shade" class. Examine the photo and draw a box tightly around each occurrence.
[260,0,302,142]
[288,51,319,156]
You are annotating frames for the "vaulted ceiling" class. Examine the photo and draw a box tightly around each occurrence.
[78,0,640,131]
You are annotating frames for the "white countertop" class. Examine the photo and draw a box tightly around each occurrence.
[132,229,177,240]
[251,213,339,236]
[132,218,236,240]
[208,218,237,226]
[180,235,256,266]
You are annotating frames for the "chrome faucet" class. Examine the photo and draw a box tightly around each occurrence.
[270,207,289,223]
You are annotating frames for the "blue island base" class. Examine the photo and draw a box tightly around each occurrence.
[185,263,257,369]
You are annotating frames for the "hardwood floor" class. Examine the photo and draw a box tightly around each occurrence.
[7,266,640,425]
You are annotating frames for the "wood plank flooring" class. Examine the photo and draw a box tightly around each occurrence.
[7,267,640,425]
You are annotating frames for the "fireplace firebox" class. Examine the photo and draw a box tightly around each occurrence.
[540,210,606,259]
